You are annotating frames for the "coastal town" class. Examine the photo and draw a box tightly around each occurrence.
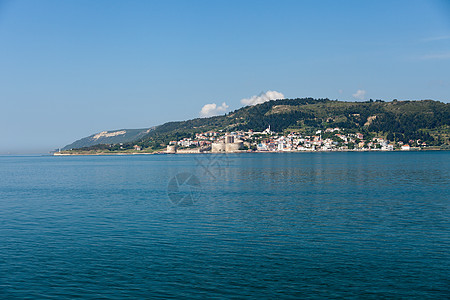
[165,126,420,154]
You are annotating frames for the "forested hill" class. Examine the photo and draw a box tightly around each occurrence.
[137,98,449,148]
[66,98,450,151]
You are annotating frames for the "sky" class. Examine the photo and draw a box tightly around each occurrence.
[0,0,449,154]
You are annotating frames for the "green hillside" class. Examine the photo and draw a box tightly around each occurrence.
[65,98,450,152]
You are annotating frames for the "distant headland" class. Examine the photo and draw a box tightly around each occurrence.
[55,98,450,155]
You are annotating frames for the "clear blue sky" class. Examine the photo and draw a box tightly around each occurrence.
[1,0,449,153]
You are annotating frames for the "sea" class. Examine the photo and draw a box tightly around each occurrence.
[0,152,449,299]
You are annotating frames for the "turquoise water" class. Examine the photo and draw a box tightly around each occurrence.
[0,152,449,299]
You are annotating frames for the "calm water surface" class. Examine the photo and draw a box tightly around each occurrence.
[0,152,449,299]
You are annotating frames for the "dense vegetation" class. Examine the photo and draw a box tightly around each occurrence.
[65,98,450,152]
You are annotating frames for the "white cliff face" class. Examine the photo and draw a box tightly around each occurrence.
[92,130,126,140]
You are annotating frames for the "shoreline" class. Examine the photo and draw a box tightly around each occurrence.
[53,147,448,156]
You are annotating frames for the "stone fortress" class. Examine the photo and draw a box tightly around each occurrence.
[167,133,244,154]
[211,134,244,153]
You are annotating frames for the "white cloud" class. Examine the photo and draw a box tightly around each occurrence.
[240,90,285,106]
[352,89,366,100]
[199,102,229,118]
